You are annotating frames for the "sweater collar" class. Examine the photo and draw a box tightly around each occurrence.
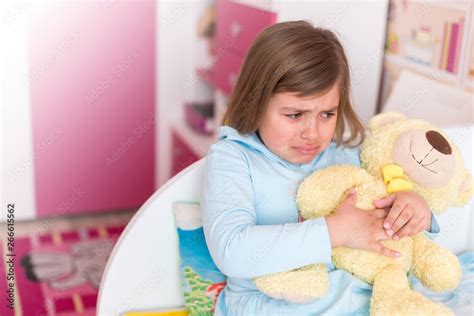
[218,126,332,171]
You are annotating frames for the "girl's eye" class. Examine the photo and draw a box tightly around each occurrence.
[286,113,302,119]
[321,112,336,119]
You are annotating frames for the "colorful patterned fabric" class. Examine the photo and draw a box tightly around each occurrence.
[0,224,125,316]
[176,227,226,316]
[173,202,226,315]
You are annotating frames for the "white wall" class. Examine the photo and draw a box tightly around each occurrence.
[1,2,36,220]
[156,0,213,187]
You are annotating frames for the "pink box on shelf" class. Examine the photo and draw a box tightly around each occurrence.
[184,102,215,135]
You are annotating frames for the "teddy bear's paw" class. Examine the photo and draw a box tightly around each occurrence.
[415,259,462,292]
[412,234,462,292]
[253,264,329,304]
[371,288,453,316]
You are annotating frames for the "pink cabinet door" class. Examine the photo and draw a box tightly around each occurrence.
[29,2,156,217]
[214,49,244,96]
[214,0,277,95]
[216,0,277,56]
[171,130,199,177]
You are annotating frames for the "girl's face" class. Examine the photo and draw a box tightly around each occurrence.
[258,82,340,164]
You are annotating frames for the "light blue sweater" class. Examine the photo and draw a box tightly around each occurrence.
[201,126,439,315]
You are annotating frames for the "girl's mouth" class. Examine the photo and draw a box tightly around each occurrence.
[293,146,319,155]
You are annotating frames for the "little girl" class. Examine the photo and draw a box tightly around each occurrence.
[201,21,439,315]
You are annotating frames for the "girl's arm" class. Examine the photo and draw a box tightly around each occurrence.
[201,142,333,279]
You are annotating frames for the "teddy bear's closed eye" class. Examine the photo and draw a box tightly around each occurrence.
[393,129,456,188]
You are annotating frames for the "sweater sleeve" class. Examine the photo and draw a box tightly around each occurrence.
[424,213,440,239]
[201,142,333,279]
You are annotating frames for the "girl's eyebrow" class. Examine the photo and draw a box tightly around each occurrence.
[323,106,339,112]
[280,106,339,112]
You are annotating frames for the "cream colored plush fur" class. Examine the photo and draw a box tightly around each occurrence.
[253,112,473,315]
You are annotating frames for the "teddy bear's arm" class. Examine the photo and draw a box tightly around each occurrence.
[253,263,329,303]
[411,233,461,292]
[296,165,381,219]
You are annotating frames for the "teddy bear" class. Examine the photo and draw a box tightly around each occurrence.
[253,112,473,315]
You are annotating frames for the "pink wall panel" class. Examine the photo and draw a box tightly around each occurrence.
[29,2,156,217]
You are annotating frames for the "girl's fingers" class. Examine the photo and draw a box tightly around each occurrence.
[339,188,357,210]
[345,187,356,195]
[392,215,422,240]
[373,194,396,209]
[388,206,413,236]
[374,208,389,219]
[384,199,407,230]
[412,219,426,236]
[374,218,391,240]
[379,231,392,241]
[372,242,400,258]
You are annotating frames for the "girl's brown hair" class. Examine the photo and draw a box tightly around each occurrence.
[222,20,364,146]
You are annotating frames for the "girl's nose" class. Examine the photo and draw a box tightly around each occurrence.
[301,120,318,141]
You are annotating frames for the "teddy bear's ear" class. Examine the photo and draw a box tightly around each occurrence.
[456,169,473,207]
[368,112,407,131]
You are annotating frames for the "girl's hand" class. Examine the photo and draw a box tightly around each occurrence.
[326,188,400,258]
[373,191,431,240]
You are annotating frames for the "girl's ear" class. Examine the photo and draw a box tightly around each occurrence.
[368,112,407,131]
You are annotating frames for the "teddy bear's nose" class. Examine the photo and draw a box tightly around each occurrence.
[426,130,452,155]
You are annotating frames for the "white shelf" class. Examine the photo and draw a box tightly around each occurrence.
[170,117,217,158]
[385,53,460,85]
[427,0,471,12]
[463,77,474,91]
